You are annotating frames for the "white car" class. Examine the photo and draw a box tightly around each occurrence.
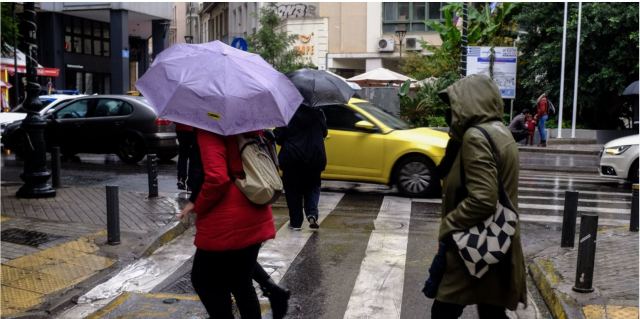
[600,134,639,182]
[0,94,84,134]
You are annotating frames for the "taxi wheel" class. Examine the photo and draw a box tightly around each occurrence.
[395,155,436,198]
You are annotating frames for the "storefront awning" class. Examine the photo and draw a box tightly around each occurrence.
[1,63,60,77]
[1,43,60,77]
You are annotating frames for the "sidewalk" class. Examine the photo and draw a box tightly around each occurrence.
[0,185,188,317]
[529,226,639,319]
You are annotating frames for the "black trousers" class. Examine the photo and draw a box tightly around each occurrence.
[431,300,508,319]
[511,130,528,144]
[282,169,321,228]
[177,131,195,181]
[191,245,262,319]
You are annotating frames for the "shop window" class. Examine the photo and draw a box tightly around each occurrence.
[65,35,72,53]
[64,16,110,56]
[382,2,443,33]
[93,40,101,55]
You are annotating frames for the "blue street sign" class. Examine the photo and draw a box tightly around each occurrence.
[231,37,248,51]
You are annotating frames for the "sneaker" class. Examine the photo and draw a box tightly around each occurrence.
[308,216,319,229]
[177,180,186,190]
[288,223,302,231]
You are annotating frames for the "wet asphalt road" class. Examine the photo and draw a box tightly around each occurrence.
[2,151,633,318]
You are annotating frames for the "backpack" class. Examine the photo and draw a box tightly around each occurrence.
[233,133,283,205]
[547,99,556,116]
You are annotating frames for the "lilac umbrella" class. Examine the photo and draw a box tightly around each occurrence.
[136,41,303,136]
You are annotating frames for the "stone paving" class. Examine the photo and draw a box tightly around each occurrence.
[0,185,185,317]
[530,226,639,319]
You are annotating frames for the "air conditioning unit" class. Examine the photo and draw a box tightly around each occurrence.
[405,37,422,51]
[377,38,395,52]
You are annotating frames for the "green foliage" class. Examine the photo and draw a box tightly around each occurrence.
[1,3,20,46]
[398,74,458,127]
[401,3,520,127]
[515,2,639,129]
[247,3,309,73]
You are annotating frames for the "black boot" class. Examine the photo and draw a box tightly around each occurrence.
[260,279,290,319]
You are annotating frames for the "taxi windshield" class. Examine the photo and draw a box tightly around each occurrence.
[355,102,410,130]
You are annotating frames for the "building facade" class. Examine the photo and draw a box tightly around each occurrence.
[37,2,172,94]
[193,2,444,78]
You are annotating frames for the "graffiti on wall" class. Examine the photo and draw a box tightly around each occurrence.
[277,3,318,19]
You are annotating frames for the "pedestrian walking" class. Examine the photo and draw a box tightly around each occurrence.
[507,108,531,144]
[136,41,304,319]
[274,105,328,230]
[426,75,526,318]
[175,123,195,190]
[179,132,291,318]
[535,93,549,147]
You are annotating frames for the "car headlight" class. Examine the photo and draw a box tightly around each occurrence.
[605,145,631,155]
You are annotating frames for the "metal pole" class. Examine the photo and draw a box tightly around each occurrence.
[147,154,159,198]
[459,2,468,78]
[106,185,121,245]
[570,2,582,138]
[631,184,639,232]
[16,2,55,199]
[557,2,568,138]
[51,146,61,188]
[509,99,514,122]
[561,191,579,247]
[12,3,19,108]
[572,213,598,293]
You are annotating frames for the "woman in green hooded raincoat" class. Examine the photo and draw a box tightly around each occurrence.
[432,75,527,318]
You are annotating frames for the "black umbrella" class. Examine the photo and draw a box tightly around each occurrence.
[623,81,639,95]
[287,69,355,107]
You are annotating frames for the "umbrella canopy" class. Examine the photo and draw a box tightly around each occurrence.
[623,81,639,95]
[324,70,362,90]
[287,69,355,107]
[136,41,303,136]
[348,67,416,87]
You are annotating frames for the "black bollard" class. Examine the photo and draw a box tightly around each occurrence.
[106,185,120,245]
[572,213,598,293]
[147,154,158,198]
[561,191,579,247]
[631,184,638,232]
[51,146,61,188]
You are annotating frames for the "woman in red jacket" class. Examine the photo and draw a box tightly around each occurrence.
[535,93,549,147]
[180,129,276,319]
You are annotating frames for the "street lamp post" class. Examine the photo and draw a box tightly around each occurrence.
[185,3,194,43]
[16,2,55,198]
[395,28,407,58]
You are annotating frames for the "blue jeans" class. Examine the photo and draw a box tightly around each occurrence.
[282,170,321,228]
[537,114,548,142]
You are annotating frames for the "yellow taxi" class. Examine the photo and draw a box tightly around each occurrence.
[319,98,449,197]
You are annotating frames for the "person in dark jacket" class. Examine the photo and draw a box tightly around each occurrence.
[179,130,291,319]
[175,123,195,190]
[508,109,530,144]
[274,105,328,230]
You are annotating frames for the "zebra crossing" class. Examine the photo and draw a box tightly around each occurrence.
[68,172,630,318]
[257,173,632,319]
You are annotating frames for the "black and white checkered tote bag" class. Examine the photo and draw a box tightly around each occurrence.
[452,126,518,279]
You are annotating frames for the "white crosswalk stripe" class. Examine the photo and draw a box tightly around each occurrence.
[258,192,343,283]
[343,196,412,319]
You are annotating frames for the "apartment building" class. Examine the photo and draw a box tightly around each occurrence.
[37,2,172,94]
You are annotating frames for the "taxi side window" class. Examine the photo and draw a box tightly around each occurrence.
[321,105,365,131]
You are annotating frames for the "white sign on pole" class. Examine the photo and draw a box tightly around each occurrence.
[466,46,518,99]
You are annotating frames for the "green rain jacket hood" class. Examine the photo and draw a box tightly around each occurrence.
[441,74,504,142]
[436,75,527,310]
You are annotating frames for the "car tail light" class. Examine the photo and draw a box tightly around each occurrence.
[155,118,172,126]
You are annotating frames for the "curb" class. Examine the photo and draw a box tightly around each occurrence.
[518,147,601,156]
[528,258,585,319]
[521,165,599,174]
